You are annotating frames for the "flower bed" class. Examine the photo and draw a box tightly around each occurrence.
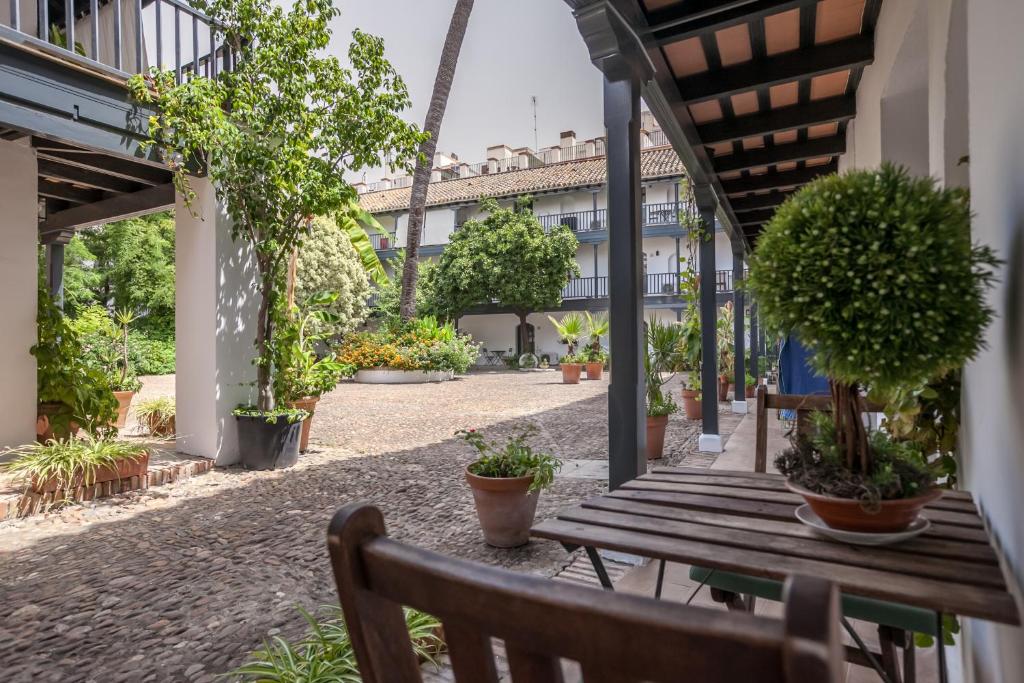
[338,317,479,383]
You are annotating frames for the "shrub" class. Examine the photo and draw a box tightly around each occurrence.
[294,216,371,338]
[128,333,176,375]
[338,317,479,374]
[3,435,146,492]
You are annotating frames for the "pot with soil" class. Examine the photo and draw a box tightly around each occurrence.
[234,409,307,470]
[459,427,560,548]
[33,451,150,493]
[681,387,702,420]
[646,414,669,460]
[786,480,943,533]
[585,362,604,381]
[717,375,729,402]
[285,396,318,453]
[112,391,136,429]
[745,383,757,399]
[36,403,79,442]
[559,358,583,384]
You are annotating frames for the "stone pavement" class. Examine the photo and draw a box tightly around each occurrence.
[0,371,740,682]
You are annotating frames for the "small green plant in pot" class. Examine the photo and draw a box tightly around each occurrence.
[548,312,584,384]
[136,396,176,438]
[645,317,683,459]
[71,306,144,429]
[747,163,998,532]
[458,426,561,548]
[582,311,609,380]
[716,301,735,401]
[3,434,148,495]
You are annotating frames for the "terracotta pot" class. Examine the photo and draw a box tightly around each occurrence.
[585,362,604,380]
[646,414,668,460]
[112,391,135,429]
[36,402,80,442]
[465,467,540,548]
[560,363,583,384]
[681,388,702,420]
[33,451,150,493]
[286,397,318,453]
[786,480,944,533]
[717,376,729,402]
[745,384,757,399]
[149,414,176,438]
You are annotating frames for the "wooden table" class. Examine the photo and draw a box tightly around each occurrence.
[532,467,1021,682]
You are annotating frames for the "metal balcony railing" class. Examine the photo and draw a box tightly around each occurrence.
[536,208,608,233]
[2,0,231,80]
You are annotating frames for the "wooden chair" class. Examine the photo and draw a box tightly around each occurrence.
[328,502,844,683]
[692,385,930,682]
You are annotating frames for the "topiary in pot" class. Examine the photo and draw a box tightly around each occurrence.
[747,163,998,532]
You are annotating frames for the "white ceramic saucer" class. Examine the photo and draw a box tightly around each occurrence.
[794,504,931,546]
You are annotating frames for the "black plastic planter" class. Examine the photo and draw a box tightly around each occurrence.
[235,414,302,470]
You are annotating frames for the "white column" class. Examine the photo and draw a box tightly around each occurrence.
[0,139,38,449]
[175,177,258,464]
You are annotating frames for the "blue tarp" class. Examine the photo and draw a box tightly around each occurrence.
[778,335,829,419]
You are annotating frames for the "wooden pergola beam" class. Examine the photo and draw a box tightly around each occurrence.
[730,191,794,213]
[722,161,837,194]
[39,183,174,236]
[697,96,856,145]
[734,208,778,225]
[713,135,845,173]
[38,158,143,194]
[38,180,103,205]
[647,0,819,46]
[677,36,874,104]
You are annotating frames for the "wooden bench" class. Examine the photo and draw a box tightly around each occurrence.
[328,502,844,682]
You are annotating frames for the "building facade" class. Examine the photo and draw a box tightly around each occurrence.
[357,125,736,362]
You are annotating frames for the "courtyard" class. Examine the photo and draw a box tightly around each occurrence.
[0,371,742,682]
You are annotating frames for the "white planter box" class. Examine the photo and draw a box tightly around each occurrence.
[354,368,455,384]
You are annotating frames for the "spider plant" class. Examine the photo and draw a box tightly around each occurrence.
[230,606,443,682]
[135,396,176,437]
[2,435,147,492]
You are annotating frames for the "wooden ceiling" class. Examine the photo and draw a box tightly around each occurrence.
[630,0,881,243]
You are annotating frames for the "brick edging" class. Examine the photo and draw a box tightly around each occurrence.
[0,457,215,520]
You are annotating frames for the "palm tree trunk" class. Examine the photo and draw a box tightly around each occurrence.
[399,0,475,321]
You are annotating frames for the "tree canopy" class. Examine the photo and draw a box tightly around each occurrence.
[294,216,370,337]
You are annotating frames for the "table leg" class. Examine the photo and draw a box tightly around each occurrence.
[842,618,894,683]
[584,546,615,590]
[654,559,666,599]
[936,612,948,683]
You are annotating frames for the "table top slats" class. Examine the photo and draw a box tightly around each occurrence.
[531,518,1020,625]
[558,505,1007,588]
[580,496,1001,566]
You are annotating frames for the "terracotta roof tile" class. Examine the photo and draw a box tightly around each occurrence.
[359,146,685,213]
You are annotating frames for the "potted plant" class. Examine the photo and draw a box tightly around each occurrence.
[129,0,423,471]
[136,396,176,438]
[3,434,149,494]
[273,292,349,452]
[548,312,584,384]
[458,426,561,547]
[716,302,735,401]
[744,372,757,398]
[748,164,998,532]
[582,311,609,380]
[645,317,683,459]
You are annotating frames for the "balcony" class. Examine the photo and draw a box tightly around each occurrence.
[561,271,735,301]
[536,201,688,235]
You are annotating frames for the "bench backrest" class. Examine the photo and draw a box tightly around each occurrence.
[327,503,843,683]
[754,384,884,472]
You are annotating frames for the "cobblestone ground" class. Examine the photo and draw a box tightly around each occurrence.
[0,371,740,682]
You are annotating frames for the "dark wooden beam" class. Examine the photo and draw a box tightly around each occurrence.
[648,0,819,46]
[34,140,169,186]
[734,208,778,225]
[713,135,845,173]
[38,158,143,194]
[697,96,855,145]
[678,36,874,104]
[38,180,103,205]
[722,161,837,194]
[39,183,174,235]
[730,191,793,213]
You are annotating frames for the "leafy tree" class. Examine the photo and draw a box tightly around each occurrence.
[427,198,580,352]
[129,0,424,411]
[294,216,371,338]
[400,0,475,320]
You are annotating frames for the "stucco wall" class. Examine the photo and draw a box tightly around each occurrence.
[0,140,38,449]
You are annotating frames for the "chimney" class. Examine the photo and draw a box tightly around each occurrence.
[560,130,577,147]
[486,144,513,160]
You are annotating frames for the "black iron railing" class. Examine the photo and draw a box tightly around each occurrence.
[2,0,230,80]
[536,209,608,233]
[641,202,682,225]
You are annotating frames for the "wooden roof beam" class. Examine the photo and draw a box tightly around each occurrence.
[677,36,874,104]
[713,135,845,173]
[38,158,144,194]
[734,208,778,225]
[722,161,837,194]
[697,96,855,145]
[647,0,820,46]
[730,190,794,213]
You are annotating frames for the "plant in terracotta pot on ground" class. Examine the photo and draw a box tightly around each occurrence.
[645,317,683,459]
[71,305,143,429]
[715,301,735,401]
[744,372,757,398]
[548,312,584,384]
[136,396,176,438]
[3,434,149,495]
[747,163,998,532]
[459,426,561,548]
[582,311,609,380]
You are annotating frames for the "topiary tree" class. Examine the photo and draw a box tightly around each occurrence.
[427,197,580,352]
[294,216,370,338]
[129,0,424,412]
[748,163,997,475]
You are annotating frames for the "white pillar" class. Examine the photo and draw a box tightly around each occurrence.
[175,177,258,464]
[0,139,38,449]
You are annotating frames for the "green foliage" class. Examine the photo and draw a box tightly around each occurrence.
[459,425,562,492]
[32,288,118,435]
[3,435,146,492]
[67,305,142,392]
[271,293,349,402]
[715,302,735,377]
[135,396,176,436]
[128,333,176,375]
[645,317,682,417]
[373,253,438,323]
[129,0,425,410]
[338,316,479,374]
[294,216,371,339]
[336,202,391,288]
[232,406,309,423]
[747,163,998,394]
[583,311,608,362]
[547,312,584,356]
[426,198,581,321]
[231,606,443,682]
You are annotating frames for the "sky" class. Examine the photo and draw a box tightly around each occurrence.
[329,0,605,183]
